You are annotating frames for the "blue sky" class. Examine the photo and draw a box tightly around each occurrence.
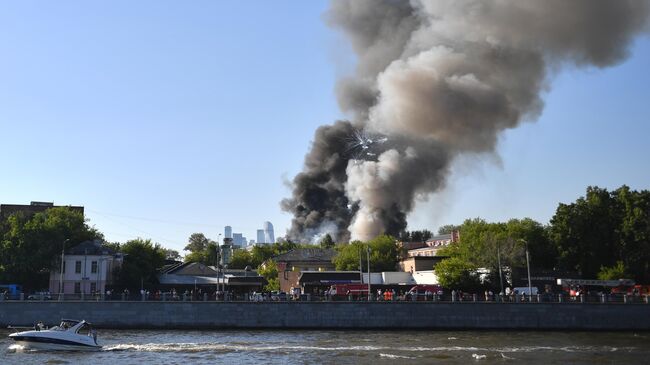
[1,1,649,253]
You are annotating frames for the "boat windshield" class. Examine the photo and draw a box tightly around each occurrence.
[54,320,80,330]
[76,323,93,335]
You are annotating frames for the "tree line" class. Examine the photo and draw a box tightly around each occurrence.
[1,185,646,293]
[0,207,167,291]
[435,185,650,290]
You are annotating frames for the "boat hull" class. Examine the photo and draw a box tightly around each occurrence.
[10,335,101,351]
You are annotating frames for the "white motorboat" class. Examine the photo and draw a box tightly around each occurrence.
[8,319,101,351]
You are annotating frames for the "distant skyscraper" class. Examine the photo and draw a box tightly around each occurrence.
[249,239,255,246]
[263,221,275,244]
[257,229,265,244]
[232,233,245,246]
[224,226,232,239]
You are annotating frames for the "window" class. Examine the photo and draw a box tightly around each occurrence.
[75,261,81,274]
[90,282,96,293]
[91,261,98,274]
[74,282,81,294]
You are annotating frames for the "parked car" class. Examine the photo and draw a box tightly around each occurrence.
[27,291,52,300]
[270,291,287,301]
[250,292,264,302]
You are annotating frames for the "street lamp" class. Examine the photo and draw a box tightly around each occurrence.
[366,246,371,301]
[60,239,70,300]
[216,234,222,295]
[496,241,504,295]
[519,239,532,297]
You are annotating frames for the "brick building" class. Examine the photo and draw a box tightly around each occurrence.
[0,201,84,221]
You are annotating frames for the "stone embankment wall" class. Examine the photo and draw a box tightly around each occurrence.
[1,302,649,330]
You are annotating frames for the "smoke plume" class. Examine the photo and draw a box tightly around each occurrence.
[283,0,650,242]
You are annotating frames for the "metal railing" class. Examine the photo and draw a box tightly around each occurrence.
[1,292,648,304]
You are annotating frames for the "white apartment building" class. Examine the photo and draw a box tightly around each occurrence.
[49,240,123,295]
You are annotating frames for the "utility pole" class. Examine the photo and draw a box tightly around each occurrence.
[497,242,504,295]
[217,234,223,294]
[358,245,363,285]
[60,239,69,299]
[366,246,371,301]
[523,239,532,297]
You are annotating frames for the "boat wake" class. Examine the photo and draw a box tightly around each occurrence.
[101,342,634,355]
[6,344,27,353]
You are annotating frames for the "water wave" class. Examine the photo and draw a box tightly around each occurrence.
[104,343,490,353]
[496,345,635,353]
[101,342,637,355]
[379,353,415,359]
[6,344,26,353]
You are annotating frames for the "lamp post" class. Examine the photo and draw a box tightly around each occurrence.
[497,241,504,296]
[358,245,363,285]
[60,239,70,300]
[217,234,222,295]
[366,246,371,301]
[519,239,532,297]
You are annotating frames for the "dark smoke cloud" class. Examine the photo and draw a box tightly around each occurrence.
[281,120,357,243]
[284,0,650,242]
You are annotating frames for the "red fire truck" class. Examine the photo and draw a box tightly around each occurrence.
[328,284,369,299]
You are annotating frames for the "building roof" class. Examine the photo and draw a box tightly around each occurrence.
[159,262,219,276]
[298,271,362,285]
[67,240,116,256]
[158,261,264,286]
[409,246,441,253]
[0,202,84,221]
[273,248,337,263]
[398,241,428,250]
[400,256,441,262]
[426,233,452,243]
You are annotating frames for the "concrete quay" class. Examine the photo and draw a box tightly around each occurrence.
[1,301,649,330]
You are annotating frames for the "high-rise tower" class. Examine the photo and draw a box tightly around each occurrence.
[224,226,232,239]
[257,229,265,244]
[263,221,274,244]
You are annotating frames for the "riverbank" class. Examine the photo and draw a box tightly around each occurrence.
[1,301,649,330]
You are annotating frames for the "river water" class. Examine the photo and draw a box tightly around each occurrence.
[2,329,649,364]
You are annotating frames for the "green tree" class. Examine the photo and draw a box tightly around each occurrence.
[0,207,102,289]
[368,235,399,271]
[184,233,215,253]
[333,235,398,272]
[612,186,650,283]
[549,186,620,278]
[438,224,461,235]
[319,234,335,249]
[103,241,121,253]
[398,230,434,242]
[114,238,166,290]
[410,230,433,242]
[184,250,209,264]
[435,257,481,291]
[228,249,253,269]
[549,185,650,281]
[333,240,366,271]
[598,261,630,280]
[251,245,276,267]
[435,217,554,291]
[163,248,181,260]
[258,259,279,291]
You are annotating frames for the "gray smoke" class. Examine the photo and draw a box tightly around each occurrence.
[283,0,650,242]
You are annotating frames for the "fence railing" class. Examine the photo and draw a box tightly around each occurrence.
[1,292,648,304]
